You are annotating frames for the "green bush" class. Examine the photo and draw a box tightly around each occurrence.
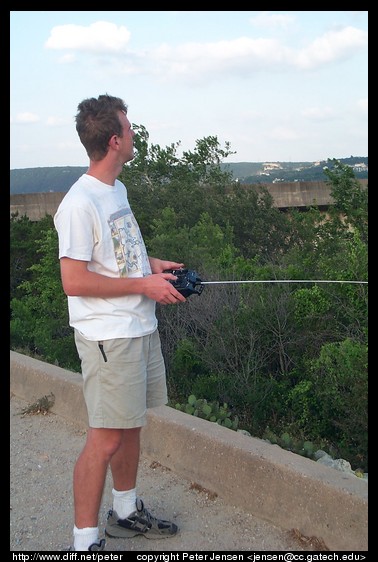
[174,395,239,430]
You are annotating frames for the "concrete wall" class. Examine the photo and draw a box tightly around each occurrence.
[10,350,368,551]
[10,180,368,220]
[10,192,67,222]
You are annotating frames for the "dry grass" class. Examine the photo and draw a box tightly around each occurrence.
[149,460,172,472]
[288,528,329,551]
[18,393,55,416]
[189,481,218,500]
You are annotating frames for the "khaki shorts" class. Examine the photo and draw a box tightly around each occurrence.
[74,329,168,429]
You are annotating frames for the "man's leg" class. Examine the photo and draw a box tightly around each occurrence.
[105,426,179,539]
[109,427,141,490]
[108,428,141,519]
[74,427,123,528]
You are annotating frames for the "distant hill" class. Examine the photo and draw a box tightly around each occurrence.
[10,157,368,195]
[222,157,368,184]
[10,166,87,195]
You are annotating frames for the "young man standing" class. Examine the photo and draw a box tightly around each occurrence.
[54,94,186,551]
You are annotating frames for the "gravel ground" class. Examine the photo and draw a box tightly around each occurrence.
[10,393,325,553]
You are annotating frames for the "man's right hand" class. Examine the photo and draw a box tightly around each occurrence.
[142,273,187,305]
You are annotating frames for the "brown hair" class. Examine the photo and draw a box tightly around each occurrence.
[75,94,128,161]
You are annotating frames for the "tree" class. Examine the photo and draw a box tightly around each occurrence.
[10,227,80,370]
[324,159,368,243]
[10,213,54,303]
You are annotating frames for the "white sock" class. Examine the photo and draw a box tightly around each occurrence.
[112,487,137,519]
[73,525,99,551]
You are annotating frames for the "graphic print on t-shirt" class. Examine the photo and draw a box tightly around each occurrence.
[108,208,150,277]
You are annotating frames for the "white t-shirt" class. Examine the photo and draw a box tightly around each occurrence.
[54,173,157,340]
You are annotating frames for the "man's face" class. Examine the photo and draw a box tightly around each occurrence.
[118,111,135,164]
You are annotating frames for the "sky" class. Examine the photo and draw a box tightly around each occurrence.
[10,11,368,170]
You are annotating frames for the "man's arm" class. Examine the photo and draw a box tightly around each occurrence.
[59,257,186,304]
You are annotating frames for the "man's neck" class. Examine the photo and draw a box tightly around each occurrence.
[86,158,123,186]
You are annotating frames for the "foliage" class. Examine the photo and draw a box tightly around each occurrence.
[262,427,337,461]
[9,130,368,471]
[304,339,367,468]
[324,159,368,243]
[10,213,54,302]
[148,209,237,273]
[219,184,293,261]
[174,394,239,430]
[10,225,80,371]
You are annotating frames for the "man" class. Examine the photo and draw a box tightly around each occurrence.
[54,94,186,551]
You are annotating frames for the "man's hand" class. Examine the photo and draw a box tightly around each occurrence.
[142,272,187,304]
[149,257,185,274]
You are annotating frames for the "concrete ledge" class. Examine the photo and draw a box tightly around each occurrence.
[10,350,368,551]
[10,350,88,425]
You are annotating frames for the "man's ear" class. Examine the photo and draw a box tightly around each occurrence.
[109,135,119,149]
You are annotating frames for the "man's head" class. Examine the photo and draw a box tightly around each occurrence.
[75,94,129,161]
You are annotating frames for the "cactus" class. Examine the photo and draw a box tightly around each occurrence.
[174,397,334,465]
[280,432,293,449]
[262,428,278,444]
[302,440,315,458]
[174,395,239,431]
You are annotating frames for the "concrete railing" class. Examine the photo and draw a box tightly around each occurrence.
[10,350,368,551]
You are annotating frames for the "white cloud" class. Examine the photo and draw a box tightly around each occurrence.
[150,25,367,82]
[152,37,291,81]
[42,20,368,84]
[147,25,368,81]
[45,21,131,54]
[12,112,40,124]
[294,26,368,70]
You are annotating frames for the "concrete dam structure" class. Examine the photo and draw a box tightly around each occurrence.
[10,180,368,221]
